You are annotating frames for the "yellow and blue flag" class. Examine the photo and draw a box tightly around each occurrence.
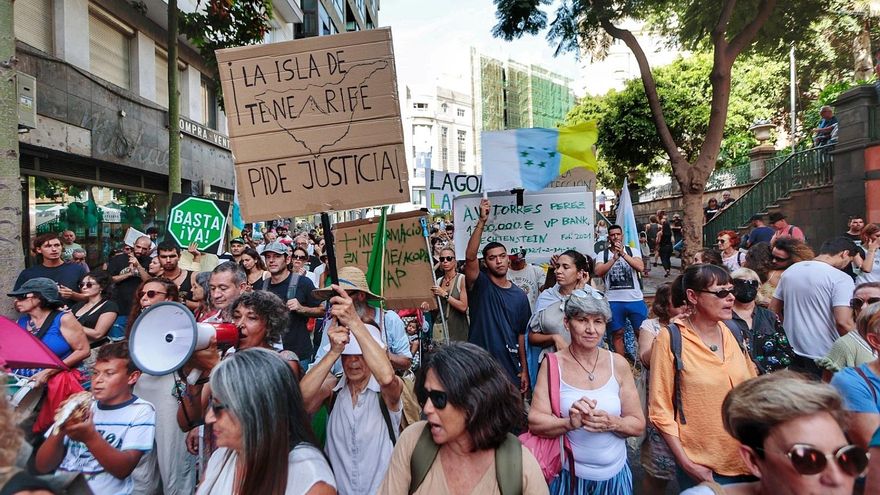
[617,178,641,256]
[481,121,598,192]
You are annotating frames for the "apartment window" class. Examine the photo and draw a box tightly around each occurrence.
[441,103,448,113]
[413,103,428,110]
[441,127,448,169]
[319,3,332,36]
[155,51,169,108]
[89,7,134,89]
[333,0,344,18]
[412,188,426,205]
[457,108,465,117]
[14,0,53,54]
[201,78,218,129]
[457,130,467,165]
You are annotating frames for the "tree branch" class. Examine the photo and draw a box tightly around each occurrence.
[726,0,777,58]
[598,18,684,165]
[711,0,737,50]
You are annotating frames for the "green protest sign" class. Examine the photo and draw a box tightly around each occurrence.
[167,194,230,254]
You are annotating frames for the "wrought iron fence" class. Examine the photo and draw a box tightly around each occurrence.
[702,144,835,246]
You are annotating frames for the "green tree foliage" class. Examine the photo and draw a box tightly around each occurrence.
[566,53,787,189]
[179,0,274,109]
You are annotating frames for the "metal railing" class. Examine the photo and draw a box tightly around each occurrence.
[702,144,835,246]
[638,162,754,202]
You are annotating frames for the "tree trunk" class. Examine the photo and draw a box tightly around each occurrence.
[167,0,181,202]
[0,0,24,317]
[679,174,706,265]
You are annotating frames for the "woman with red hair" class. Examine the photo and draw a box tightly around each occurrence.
[717,230,744,272]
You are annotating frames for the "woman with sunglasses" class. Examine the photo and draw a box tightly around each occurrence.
[238,247,268,291]
[818,282,880,380]
[379,341,547,494]
[430,247,469,343]
[198,348,335,495]
[126,278,196,495]
[831,302,880,449]
[728,268,794,375]
[7,278,90,386]
[763,238,814,309]
[528,250,593,366]
[717,231,744,272]
[291,246,319,286]
[681,371,866,495]
[528,290,644,494]
[649,264,757,490]
[70,270,119,360]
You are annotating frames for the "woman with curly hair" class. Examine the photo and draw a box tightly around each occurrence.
[762,238,814,308]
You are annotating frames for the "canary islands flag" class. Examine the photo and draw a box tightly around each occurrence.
[617,178,641,256]
[481,122,598,192]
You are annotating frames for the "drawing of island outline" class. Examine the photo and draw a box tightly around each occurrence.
[252,59,390,157]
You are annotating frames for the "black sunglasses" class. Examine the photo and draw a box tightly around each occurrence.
[292,254,309,261]
[80,281,95,289]
[851,297,880,311]
[12,293,32,301]
[417,389,448,409]
[138,290,167,299]
[756,444,869,477]
[733,279,759,288]
[699,288,734,299]
[438,256,455,262]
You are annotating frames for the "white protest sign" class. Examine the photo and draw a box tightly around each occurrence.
[426,170,482,211]
[124,227,147,247]
[453,187,595,263]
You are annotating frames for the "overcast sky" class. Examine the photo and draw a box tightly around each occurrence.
[380,0,583,94]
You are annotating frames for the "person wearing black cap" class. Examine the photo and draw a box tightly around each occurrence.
[8,278,89,385]
[745,214,775,248]
[769,212,805,245]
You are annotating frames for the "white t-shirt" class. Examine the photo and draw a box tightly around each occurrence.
[57,397,156,495]
[197,444,335,494]
[774,260,855,358]
[601,250,644,302]
[722,250,744,272]
[507,264,546,310]
[640,318,662,337]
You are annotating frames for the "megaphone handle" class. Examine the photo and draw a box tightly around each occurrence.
[186,368,203,386]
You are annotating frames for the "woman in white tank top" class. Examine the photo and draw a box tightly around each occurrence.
[526,290,645,494]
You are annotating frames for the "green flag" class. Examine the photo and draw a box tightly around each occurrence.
[365,207,388,308]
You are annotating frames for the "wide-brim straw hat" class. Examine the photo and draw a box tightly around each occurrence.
[312,266,383,301]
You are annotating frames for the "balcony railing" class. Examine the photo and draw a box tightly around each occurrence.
[702,144,835,246]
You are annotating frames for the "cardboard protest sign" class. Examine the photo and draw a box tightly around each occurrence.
[334,211,437,310]
[216,28,409,220]
[453,188,595,263]
[167,194,230,255]
[548,167,596,191]
[426,170,482,211]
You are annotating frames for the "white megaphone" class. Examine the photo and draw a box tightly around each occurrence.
[129,302,240,377]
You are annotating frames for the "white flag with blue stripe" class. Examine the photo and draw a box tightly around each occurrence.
[617,178,641,257]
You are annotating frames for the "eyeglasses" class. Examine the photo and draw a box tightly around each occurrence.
[438,256,455,262]
[139,290,167,299]
[772,255,791,263]
[208,400,228,415]
[572,289,604,300]
[850,297,880,311]
[80,281,95,289]
[699,288,734,298]
[417,389,448,409]
[292,254,309,261]
[716,239,728,245]
[756,444,869,477]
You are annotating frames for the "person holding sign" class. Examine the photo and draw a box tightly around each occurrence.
[465,198,532,394]
[430,247,469,343]
[594,225,647,357]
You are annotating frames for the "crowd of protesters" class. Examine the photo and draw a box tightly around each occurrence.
[4,203,880,495]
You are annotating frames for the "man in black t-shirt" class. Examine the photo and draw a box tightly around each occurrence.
[15,233,88,307]
[107,236,153,336]
[261,241,324,365]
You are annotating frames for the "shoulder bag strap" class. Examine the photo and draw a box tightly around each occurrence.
[666,323,687,425]
[854,366,879,404]
[408,425,441,494]
[377,391,397,446]
[36,310,62,341]
[494,433,523,495]
[286,273,301,301]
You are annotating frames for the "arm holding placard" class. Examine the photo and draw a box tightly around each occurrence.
[464,198,490,291]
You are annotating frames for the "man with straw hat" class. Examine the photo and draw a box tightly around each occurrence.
[300,283,403,495]
[311,266,413,373]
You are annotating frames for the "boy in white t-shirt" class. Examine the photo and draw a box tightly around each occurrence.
[36,342,156,495]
